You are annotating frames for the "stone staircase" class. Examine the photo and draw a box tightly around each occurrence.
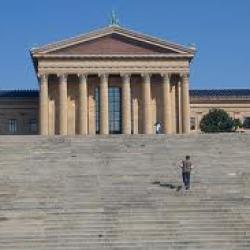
[0,134,249,249]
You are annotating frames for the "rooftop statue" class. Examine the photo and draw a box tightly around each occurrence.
[110,10,120,27]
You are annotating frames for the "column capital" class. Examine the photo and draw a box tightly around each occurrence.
[77,72,88,77]
[161,73,171,82]
[99,73,109,82]
[141,73,152,82]
[180,72,190,80]
[78,74,88,83]
[161,72,171,76]
[38,73,48,82]
[58,73,68,82]
[121,73,131,83]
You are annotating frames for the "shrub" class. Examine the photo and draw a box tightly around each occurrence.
[233,119,243,130]
[200,109,234,133]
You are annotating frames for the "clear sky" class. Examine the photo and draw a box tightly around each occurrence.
[0,0,249,90]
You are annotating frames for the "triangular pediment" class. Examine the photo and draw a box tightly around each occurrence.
[31,26,195,57]
[47,34,177,55]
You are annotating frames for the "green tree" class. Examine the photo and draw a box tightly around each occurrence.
[233,118,243,131]
[200,109,234,133]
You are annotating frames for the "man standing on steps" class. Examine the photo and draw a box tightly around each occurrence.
[178,155,193,190]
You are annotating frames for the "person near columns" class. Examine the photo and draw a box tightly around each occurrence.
[154,121,161,134]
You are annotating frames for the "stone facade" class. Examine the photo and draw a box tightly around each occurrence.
[0,27,249,135]
[1,90,250,135]
[190,90,250,131]
[34,73,190,136]
[0,91,38,135]
[31,26,195,135]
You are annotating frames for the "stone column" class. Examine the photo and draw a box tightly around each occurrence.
[78,74,88,135]
[142,73,152,134]
[59,74,68,135]
[39,74,49,135]
[177,79,182,134]
[132,97,139,134]
[122,74,131,134]
[99,74,109,135]
[88,83,96,135]
[162,74,172,134]
[181,73,190,134]
[171,83,176,133]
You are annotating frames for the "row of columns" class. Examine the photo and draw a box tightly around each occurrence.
[39,73,190,135]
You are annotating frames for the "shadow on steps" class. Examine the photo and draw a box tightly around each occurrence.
[152,181,182,191]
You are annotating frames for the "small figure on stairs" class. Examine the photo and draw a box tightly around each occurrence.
[178,155,193,190]
[154,121,161,134]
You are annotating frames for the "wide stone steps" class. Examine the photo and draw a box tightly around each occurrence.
[0,134,249,249]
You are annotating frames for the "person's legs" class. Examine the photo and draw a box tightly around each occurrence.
[182,172,187,188]
[186,172,191,189]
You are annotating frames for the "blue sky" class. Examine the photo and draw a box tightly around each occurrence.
[0,0,249,90]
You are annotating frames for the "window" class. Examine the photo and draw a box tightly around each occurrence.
[95,87,122,134]
[190,117,196,130]
[8,119,17,134]
[108,87,121,134]
[243,117,250,129]
[29,119,38,132]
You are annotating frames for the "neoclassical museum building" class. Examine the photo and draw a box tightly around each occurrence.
[0,25,250,135]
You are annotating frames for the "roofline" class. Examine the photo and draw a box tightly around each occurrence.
[1,89,250,99]
[30,49,39,75]
[190,88,250,92]
[190,89,250,98]
[32,53,194,59]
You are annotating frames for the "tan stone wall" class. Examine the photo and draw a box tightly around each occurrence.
[38,58,190,76]
[1,91,250,135]
[190,101,250,131]
[0,99,38,135]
